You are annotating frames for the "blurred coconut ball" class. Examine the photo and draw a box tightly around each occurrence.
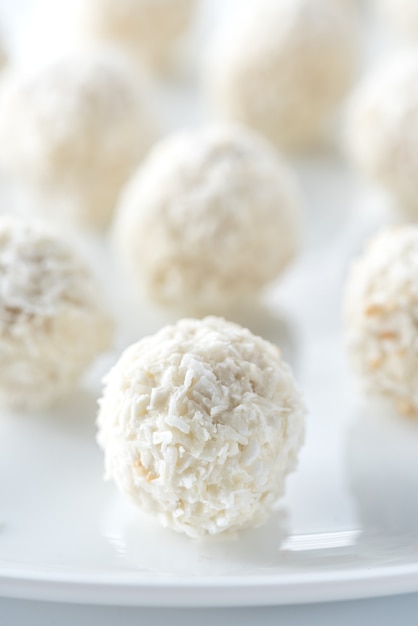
[112,125,301,313]
[0,216,113,410]
[0,49,158,230]
[205,0,359,152]
[74,0,195,73]
[0,33,7,72]
[97,316,306,538]
[344,225,418,417]
[346,52,418,218]
[375,0,418,39]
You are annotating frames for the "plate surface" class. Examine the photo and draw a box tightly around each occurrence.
[1,0,418,609]
[1,154,418,607]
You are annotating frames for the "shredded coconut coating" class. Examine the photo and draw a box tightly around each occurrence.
[0,216,113,409]
[76,0,194,72]
[346,52,418,217]
[375,0,418,38]
[112,125,301,312]
[344,226,418,417]
[97,316,305,538]
[0,50,157,230]
[205,0,359,152]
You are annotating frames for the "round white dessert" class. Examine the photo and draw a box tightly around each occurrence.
[205,0,359,151]
[97,316,305,538]
[75,0,194,72]
[344,226,418,416]
[0,49,157,230]
[375,0,418,39]
[0,34,7,73]
[346,52,418,217]
[0,216,113,409]
[112,125,301,312]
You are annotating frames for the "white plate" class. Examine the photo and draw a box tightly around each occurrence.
[1,0,418,609]
[1,153,418,607]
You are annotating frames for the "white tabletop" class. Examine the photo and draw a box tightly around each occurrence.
[2,593,418,626]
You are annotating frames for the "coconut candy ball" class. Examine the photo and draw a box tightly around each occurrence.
[346,52,418,218]
[0,34,7,73]
[0,216,113,409]
[375,0,418,39]
[344,226,418,417]
[113,125,301,313]
[205,0,359,152]
[97,316,305,538]
[0,49,157,230]
[76,0,194,72]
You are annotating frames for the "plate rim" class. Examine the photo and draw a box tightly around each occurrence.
[1,563,418,607]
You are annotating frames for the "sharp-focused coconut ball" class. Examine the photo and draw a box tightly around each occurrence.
[205,0,359,152]
[375,0,418,39]
[75,0,194,72]
[344,226,418,417]
[0,216,113,409]
[346,53,418,218]
[113,125,301,312]
[0,50,158,230]
[97,316,305,538]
